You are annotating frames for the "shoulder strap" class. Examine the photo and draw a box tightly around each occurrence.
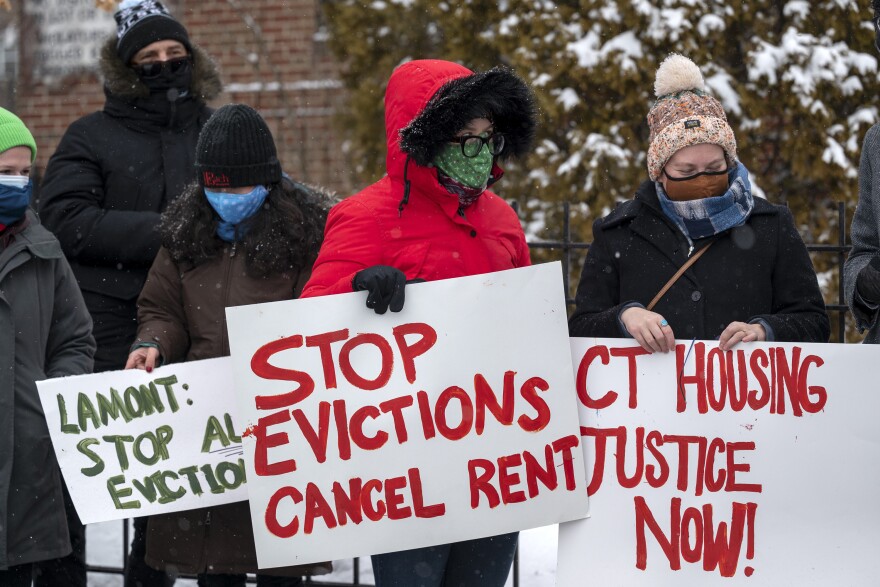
[646,240,715,312]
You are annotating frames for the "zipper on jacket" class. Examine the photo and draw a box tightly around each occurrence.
[687,244,694,258]
[230,241,237,257]
[168,99,178,128]
[195,508,211,575]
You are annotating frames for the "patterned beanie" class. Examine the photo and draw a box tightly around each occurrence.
[646,54,737,181]
[114,0,191,65]
[0,107,36,163]
[195,104,282,188]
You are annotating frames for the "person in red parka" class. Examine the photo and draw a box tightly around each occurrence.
[300,59,537,586]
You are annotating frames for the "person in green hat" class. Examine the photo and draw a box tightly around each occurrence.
[0,107,95,586]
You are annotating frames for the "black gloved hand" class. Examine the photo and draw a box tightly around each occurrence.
[353,265,407,314]
[857,255,880,304]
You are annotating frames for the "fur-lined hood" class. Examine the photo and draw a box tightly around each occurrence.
[99,35,222,102]
[397,63,537,168]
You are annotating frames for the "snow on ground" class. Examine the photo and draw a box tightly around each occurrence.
[86,521,558,586]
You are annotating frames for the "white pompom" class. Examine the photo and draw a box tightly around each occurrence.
[654,54,706,98]
[118,0,147,11]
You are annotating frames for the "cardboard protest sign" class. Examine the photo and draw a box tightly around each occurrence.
[37,357,246,524]
[557,338,880,585]
[225,262,588,569]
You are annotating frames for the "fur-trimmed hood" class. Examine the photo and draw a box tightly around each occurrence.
[99,35,222,102]
[382,59,536,212]
[397,63,537,167]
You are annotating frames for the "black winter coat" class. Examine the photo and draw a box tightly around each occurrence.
[38,39,222,302]
[569,181,830,344]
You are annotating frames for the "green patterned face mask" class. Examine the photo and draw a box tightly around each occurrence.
[433,140,494,189]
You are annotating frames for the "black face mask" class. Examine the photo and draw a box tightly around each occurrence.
[135,57,193,95]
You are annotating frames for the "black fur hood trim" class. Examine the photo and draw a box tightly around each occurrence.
[398,66,537,167]
[161,176,335,278]
[99,35,222,102]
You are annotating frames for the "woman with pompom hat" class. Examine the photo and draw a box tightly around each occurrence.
[0,107,95,586]
[569,54,829,349]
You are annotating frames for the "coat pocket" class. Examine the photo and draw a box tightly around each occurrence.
[391,241,432,280]
[105,173,143,211]
[485,236,519,270]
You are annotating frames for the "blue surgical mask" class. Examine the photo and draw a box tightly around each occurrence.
[205,185,269,225]
[0,177,31,227]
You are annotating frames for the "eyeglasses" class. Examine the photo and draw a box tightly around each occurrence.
[135,56,192,79]
[664,166,729,181]
[451,133,505,158]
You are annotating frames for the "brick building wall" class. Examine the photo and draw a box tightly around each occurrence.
[6,0,355,196]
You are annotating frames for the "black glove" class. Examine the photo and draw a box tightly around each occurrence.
[353,265,407,314]
[857,255,880,304]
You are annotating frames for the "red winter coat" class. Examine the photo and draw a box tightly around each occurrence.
[301,60,530,297]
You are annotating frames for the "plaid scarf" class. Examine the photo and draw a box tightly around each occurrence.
[656,162,754,247]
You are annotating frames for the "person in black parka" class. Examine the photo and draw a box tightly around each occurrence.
[36,2,221,585]
[569,54,829,351]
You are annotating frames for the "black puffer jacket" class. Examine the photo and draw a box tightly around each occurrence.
[569,181,830,344]
[38,37,222,302]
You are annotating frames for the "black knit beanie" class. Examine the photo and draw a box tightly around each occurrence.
[114,0,192,65]
[195,104,283,189]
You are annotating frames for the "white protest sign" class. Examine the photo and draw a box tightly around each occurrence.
[557,338,880,585]
[225,262,589,569]
[37,357,247,524]
[24,0,115,82]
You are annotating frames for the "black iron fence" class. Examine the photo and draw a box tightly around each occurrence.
[86,200,852,585]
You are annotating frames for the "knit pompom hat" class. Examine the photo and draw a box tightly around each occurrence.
[646,54,737,181]
[114,0,192,65]
[195,104,282,188]
[0,107,36,163]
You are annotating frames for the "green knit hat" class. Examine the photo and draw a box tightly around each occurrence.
[0,108,37,163]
